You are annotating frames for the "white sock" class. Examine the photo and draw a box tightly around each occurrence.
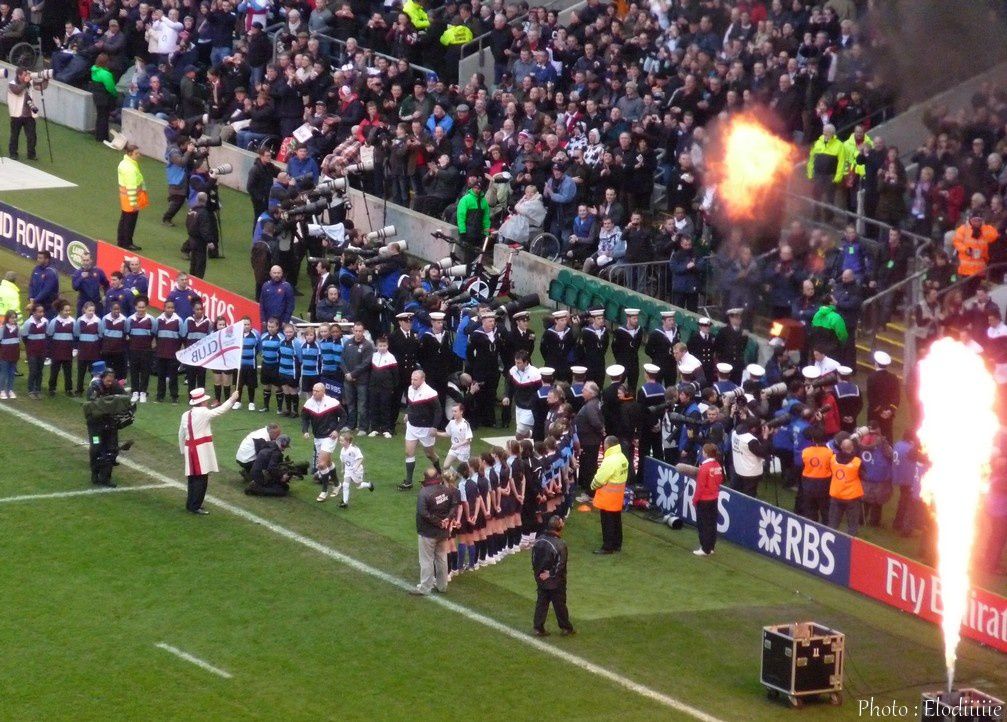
[342,481,350,504]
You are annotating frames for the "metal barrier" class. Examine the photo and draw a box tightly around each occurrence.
[599,261,670,301]
[270,26,435,77]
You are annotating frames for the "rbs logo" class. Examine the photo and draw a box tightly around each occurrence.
[756,502,837,576]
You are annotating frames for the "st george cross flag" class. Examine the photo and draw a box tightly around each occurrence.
[176,321,243,370]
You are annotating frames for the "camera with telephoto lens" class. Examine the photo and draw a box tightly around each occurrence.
[429,285,467,300]
[29,68,54,82]
[280,198,329,221]
[764,414,793,430]
[489,293,540,318]
[208,163,233,178]
[344,158,375,174]
[445,288,476,306]
[316,177,348,194]
[661,410,705,426]
[193,135,223,148]
[366,225,396,242]
[361,241,408,265]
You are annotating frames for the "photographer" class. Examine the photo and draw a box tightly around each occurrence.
[244,435,295,496]
[247,146,278,230]
[162,135,196,227]
[7,66,47,161]
[186,192,216,279]
[188,158,223,258]
[730,417,769,497]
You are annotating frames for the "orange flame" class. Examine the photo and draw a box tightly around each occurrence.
[916,338,998,693]
[710,115,795,220]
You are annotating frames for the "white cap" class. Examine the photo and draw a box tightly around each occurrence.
[540,367,555,376]
[588,308,604,317]
[512,311,530,320]
[479,309,496,319]
[716,362,733,374]
[838,365,854,377]
[746,363,765,378]
[726,307,744,316]
[660,311,676,319]
[552,309,570,319]
[679,357,700,375]
[643,363,660,375]
[395,312,414,320]
[802,366,821,380]
[873,351,892,367]
[606,364,626,378]
[571,365,588,375]
[429,311,446,321]
[625,308,640,316]
[698,316,712,326]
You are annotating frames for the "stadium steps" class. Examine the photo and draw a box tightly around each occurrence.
[856,319,905,377]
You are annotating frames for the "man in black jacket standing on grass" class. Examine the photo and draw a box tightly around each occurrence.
[531,515,575,637]
[410,468,460,596]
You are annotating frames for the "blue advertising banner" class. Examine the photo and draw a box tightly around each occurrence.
[644,457,852,585]
[0,201,97,276]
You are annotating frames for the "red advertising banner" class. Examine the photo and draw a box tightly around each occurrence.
[849,539,1007,654]
[95,241,261,328]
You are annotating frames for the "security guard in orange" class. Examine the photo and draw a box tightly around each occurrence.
[828,436,864,536]
[799,426,833,524]
[591,435,629,554]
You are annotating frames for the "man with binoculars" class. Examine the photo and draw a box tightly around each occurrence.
[6,66,49,161]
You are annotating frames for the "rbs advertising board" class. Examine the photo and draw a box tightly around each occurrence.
[644,457,1007,654]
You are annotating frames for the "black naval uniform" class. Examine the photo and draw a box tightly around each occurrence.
[713,323,748,384]
[637,379,667,462]
[834,378,863,433]
[418,327,454,426]
[466,326,502,429]
[688,327,717,383]
[540,324,576,382]
[645,324,680,387]
[612,324,643,389]
[389,324,420,426]
[866,367,899,441]
[577,325,609,386]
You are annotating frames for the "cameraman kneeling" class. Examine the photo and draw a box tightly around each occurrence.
[245,434,293,496]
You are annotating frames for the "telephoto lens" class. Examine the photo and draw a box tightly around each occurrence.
[365,225,396,242]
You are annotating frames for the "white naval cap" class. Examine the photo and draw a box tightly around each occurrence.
[540,367,555,376]
[571,365,588,375]
[643,363,660,375]
[802,366,821,380]
[873,351,892,367]
[606,364,626,378]
[715,362,733,374]
[838,365,854,377]
[746,363,765,378]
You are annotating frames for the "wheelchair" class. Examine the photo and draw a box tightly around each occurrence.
[6,24,43,70]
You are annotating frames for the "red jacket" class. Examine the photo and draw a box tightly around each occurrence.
[693,458,724,503]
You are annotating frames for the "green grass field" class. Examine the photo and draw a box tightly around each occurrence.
[1,111,1006,720]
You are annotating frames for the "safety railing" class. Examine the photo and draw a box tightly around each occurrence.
[599,260,671,301]
[457,0,578,65]
[270,25,436,76]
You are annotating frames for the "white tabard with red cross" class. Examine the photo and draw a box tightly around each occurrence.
[178,404,233,476]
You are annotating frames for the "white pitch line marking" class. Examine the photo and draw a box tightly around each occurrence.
[0,402,725,722]
[155,642,233,679]
[0,483,172,504]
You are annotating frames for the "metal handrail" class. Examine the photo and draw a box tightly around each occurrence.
[458,0,572,61]
[270,26,435,76]
[861,267,930,309]
[936,262,1007,301]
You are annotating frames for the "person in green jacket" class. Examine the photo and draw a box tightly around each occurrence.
[403,0,429,30]
[810,300,848,358]
[806,123,848,208]
[0,272,20,317]
[456,179,491,252]
[89,53,119,143]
